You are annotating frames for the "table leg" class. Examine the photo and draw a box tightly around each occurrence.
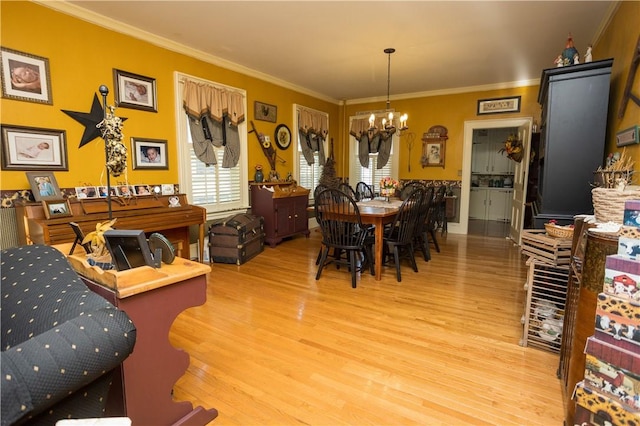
[374,218,384,280]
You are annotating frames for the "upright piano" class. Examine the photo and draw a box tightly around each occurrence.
[15,194,206,261]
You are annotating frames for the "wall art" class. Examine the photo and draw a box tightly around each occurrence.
[1,125,68,171]
[131,137,168,169]
[113,69,157,112]
[477,96,521,115]
[0,47,52,105]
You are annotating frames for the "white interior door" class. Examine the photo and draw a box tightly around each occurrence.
[509,123,532,245]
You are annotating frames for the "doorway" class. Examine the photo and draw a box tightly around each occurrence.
[459,118,533,245]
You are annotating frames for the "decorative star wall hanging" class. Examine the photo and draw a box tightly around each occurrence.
[62,93,127,148]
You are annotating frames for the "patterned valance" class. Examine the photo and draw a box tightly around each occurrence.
[182,79,245,126]
[298,108,328,137]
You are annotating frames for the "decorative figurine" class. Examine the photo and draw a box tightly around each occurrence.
[554,54,564,67]
[562,33,579,66]
[585,44,593,63]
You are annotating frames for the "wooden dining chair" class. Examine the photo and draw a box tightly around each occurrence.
[314,188,370,288]
[413,186,436,261]
[338,182,357,200]
[427,185,447,253]
[355,181,374,201]
[382,187,426,282]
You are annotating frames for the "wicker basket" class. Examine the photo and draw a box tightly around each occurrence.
[592,186,640,223]
[544,223,574,239]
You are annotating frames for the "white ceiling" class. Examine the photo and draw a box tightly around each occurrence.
[55,1,617,103]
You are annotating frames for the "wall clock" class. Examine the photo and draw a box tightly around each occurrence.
[275,124,292,150]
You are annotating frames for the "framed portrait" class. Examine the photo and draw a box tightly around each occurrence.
[131,137,167,170]
[477,96,521,115]
[75,186,98,199]
[275,124,292,150]
[424,142,445,167]
[42,199,72,219]
[1,125,68,171]
[0,47,52,105]
[133,184,151,196]
[26,171,62,202]
[254,101,277,122]
[113,69,157,112]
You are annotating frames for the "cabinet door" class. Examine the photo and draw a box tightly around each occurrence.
[469,188,488,219]
[488,190,513,222]
[472,143,490,174]
[274,198,294,237]
[491,142,515,174]
[292,196,309,233]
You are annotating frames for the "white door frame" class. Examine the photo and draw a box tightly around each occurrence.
[454,117,534,238]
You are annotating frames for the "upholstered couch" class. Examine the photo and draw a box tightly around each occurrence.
[1,245,137,425]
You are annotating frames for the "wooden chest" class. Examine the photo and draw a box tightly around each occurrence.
[208,213,264,265]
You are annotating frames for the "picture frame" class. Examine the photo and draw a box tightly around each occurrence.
[75,186,98,199]
[1,47,52,105]
[131,137,168,169]
[103,229,155,271]
[423,141,446,167]
[477,96,521,115]
[275,124,292,150]
[254,101,277,122]
[616,125,639,147]
[115,184,134,197]
[1,124,68,171]
[42,199,72,219]
[133,184,151,196]
[113,69,157,112]
[26,171,62,202]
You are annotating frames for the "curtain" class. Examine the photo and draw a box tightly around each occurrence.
[349,117,394,169]
[298,108,328,166]
[183,79,245,167]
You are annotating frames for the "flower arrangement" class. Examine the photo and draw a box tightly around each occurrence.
[498,134,523,163]
[379,177,399,196]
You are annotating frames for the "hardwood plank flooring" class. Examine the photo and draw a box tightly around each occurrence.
[170,228,564,425]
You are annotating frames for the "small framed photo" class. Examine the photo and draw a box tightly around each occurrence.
[161,184,175,195]
[42,199,72,219]
[75,186,98,199]
[116,185,134,197]
[113,69,157,112]
[1,124,68,171]
[131,137,168,169]
[1,47,53,105]
[477,96,521,115]
[133,184,151,196]
[254,101,277,122]
[97,185,116,198]
[26,171,62,202]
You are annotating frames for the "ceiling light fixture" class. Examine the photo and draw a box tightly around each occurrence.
[368,48,408,135]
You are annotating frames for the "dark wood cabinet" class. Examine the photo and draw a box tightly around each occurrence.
[250,183,310,247]
[534,59,613,227]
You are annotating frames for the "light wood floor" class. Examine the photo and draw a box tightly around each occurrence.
[170,228,565,425]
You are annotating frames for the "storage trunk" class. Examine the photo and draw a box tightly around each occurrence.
[208,213,264,265]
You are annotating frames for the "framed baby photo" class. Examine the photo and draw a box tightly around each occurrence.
[42,199,72,220]
[131,137,168,170]
[113,69,157,112]
[1,124,68,171]
[75,186,98,199]
[26,171,62,202]
[0,47,53,105]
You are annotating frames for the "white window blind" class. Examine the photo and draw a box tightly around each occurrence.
[294,104,328,200]
[349,134,397,194]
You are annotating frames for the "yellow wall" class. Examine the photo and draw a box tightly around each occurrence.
[593,1,640,163]
[0,1,340,191]
[1,1,637,195]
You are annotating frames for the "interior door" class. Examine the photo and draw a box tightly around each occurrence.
[509,123,532,245]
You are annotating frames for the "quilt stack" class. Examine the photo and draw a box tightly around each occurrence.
[573,206,640,425]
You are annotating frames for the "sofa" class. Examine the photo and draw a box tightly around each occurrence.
[1,245,137,425]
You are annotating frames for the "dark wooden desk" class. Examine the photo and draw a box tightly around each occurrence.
[60,245,218,426]
[16,194,207,261]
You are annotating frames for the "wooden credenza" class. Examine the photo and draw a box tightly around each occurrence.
[250,183,310,247]
[15,194,207,261]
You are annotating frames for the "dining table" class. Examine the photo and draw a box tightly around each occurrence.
[310,198,402,281]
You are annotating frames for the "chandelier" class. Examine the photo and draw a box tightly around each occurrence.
[368,48,408,135]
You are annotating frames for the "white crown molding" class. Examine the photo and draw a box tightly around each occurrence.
[33,0,340,104]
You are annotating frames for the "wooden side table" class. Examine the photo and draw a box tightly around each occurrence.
[59,246,218,426]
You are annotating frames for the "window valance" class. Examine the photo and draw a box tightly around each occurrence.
[298,108,328,137]
[182,79,245,126]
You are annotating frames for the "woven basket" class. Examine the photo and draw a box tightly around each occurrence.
[544,223,574,239]
[592,186,640,223]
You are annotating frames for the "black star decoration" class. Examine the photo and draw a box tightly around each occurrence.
[62,93,127,148]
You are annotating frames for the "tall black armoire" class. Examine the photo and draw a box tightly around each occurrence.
[534,58,613,227]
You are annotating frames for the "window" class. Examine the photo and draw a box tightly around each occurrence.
[294,104,328,200]
[348,127,399,193]
[175,73,248,219]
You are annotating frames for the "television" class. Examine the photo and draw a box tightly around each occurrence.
[104,229,155,271]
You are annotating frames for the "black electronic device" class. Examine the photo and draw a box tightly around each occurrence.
[148,232,176,265]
